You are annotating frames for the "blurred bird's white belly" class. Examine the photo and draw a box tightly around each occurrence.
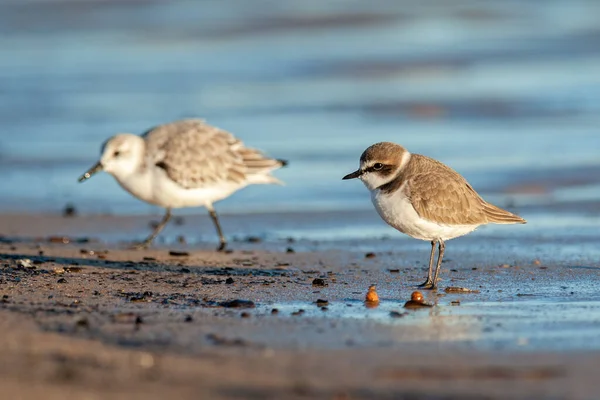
[116,169,245,208]
[371,187,478,241]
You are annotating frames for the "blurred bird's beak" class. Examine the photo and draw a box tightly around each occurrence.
[342,170,362,180]
[78,161,103,182]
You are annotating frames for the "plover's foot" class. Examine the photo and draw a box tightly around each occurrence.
[417,280,435,290]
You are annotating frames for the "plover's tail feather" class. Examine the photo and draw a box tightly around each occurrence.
[483,202,526,224]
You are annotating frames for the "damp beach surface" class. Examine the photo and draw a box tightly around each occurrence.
[1,0,600,399]
[0,211,599,399]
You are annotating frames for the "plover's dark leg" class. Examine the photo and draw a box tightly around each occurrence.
[134,208,172,249]
[418,240,438,288]
[208,207,227,251]
[430,240,446,290]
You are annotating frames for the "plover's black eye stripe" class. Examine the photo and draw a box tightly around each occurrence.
[365,164,393,174]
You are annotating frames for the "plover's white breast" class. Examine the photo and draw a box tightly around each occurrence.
[371,185,479,242]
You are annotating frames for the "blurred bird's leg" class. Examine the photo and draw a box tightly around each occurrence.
[132,208,172,249]
[208,205,227,251]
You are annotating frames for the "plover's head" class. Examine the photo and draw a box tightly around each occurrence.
[78,134,145,182]
[342,142,411,190]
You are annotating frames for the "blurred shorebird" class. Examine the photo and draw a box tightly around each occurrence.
[79,119,287,251]
[343,142,525,289]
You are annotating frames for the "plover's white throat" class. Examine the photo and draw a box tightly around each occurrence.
[343,142,526,289]
[79,119,287,250]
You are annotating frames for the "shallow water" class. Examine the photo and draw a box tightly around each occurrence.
[253,299,600,351]
[0,0,599,242]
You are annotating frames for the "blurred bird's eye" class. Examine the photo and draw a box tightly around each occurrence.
[373,163,384,170]
[113,151,120,157]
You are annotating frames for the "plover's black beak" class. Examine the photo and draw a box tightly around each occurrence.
[342,170,362,180]
[78,161,103,182]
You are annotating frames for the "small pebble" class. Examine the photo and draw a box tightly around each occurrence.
[365,284,379,304]
[225,277,235,284]
[75,317,89,328]
[312,278,328,287]
[63,203,77,217]
[219,299,255,309]
[169,250,189,257]
[404,291,432,309]
[444,287,480,294]
[365,252,376,259]
[17,259,33,269]
[48,236,70,244]
[411,291,423,302]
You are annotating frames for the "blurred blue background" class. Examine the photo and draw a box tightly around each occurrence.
[0,0,599,224]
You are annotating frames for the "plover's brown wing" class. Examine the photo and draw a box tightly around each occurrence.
[404,155,525,225]
[143,119,283,189]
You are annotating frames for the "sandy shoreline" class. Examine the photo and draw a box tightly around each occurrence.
[0,213,599,399]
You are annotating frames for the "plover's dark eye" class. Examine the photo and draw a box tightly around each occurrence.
[373,163,384,170]
[113,151,120,157]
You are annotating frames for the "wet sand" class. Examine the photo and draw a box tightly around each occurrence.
[1,213,599,399]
